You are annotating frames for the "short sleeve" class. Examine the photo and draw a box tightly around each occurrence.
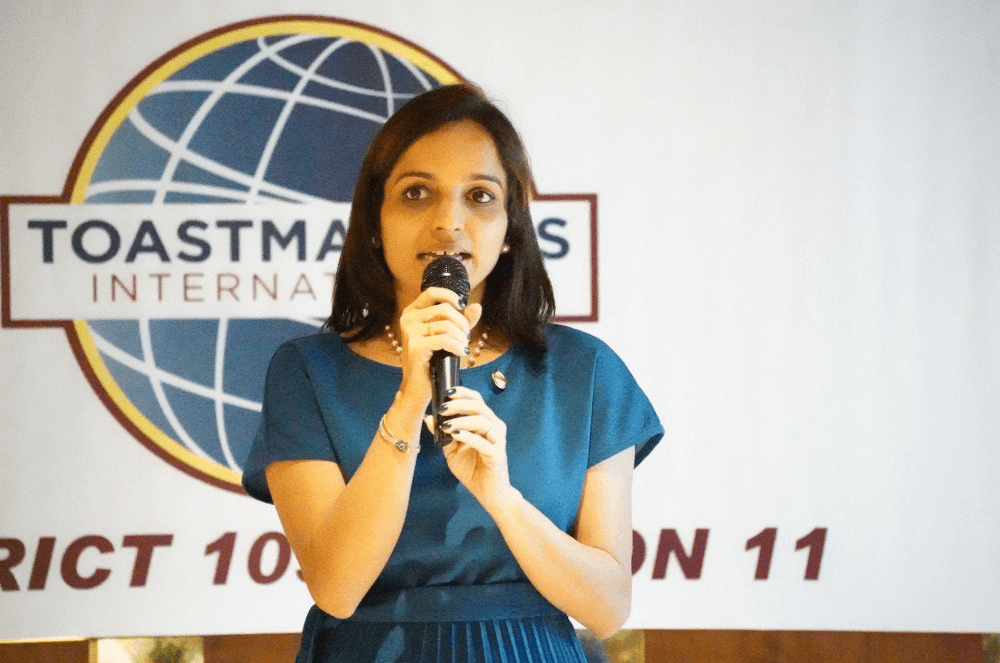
[587,343,663,468]
[241,342,337,503]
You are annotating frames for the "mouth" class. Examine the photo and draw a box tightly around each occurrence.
[417,250,471,264]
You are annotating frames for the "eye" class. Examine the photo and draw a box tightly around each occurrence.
[469,188,496,204]
[403,185,428,201]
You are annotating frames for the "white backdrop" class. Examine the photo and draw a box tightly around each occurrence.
[2,0,999,640]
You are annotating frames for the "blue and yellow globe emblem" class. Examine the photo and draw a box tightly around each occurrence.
[66,17,461,492]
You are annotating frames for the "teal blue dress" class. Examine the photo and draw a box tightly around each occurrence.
[243,324,663,663]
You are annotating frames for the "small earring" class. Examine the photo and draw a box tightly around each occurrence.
[500,243,510,254]
[371,236,381,249]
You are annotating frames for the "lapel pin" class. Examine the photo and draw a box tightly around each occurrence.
[491,369,507,391]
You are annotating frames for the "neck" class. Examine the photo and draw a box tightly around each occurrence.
[381,322,494,369]
[393,282,487,320]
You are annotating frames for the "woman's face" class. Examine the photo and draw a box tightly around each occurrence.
[380,119,509,310]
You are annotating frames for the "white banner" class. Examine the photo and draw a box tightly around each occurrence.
[2,0,999,640]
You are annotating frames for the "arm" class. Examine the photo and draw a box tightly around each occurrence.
[492,447,635,639]
[439,389,635,639]
[266,392,424,619]
[267,290,480,618]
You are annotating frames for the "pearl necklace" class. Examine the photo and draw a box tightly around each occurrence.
[385,325,488,368]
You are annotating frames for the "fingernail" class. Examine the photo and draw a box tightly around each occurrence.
[438,403,449,412]
[440,421,452,431]
[467,332,472,341]
[446,387,457,396]
[464,347,470,355]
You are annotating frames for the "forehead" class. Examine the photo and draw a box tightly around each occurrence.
[389,120,505,183]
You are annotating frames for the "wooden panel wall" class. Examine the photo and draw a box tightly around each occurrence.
[202,633,300,663]
[0,639,89,663]
[0,631,986,662]
[644,631,984,663]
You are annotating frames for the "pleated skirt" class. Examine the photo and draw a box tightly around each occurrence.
[295,583,588,663]
[301,613,587,663]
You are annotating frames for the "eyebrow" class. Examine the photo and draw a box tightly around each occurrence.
[390,170,505,188]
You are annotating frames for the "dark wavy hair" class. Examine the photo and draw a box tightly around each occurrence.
[324,83,555,357]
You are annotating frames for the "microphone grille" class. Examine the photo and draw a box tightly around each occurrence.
[421,256,470,302]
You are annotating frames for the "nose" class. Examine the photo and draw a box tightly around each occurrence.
[433,195,466,233]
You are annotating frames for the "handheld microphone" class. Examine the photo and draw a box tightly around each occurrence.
[420,256,470,446]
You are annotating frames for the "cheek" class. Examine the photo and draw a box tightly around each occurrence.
[382,238,410,269]
[477,225,509,272]
[379,210,411,254]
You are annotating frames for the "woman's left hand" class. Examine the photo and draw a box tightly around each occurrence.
[431,386,514,514]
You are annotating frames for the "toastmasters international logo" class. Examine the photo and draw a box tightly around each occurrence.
[1,16,597,493]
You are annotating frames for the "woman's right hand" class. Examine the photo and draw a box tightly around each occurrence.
[395,287,482,405]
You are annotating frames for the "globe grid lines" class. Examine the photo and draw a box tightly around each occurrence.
[85,36,430,207]
[245,37,360,204]
[90,325,263,412]
[75,26,450,482]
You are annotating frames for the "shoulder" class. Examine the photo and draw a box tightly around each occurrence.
[544,323,605,350]
[273,331,346,360]
[539,324,647,394]
[284,330,345,350]
[534,324,663,468]
[542,323,618,363]
[265,332,350,379]
[522,324,633,388]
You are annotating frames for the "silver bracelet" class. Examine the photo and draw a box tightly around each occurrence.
[378,415,419,453]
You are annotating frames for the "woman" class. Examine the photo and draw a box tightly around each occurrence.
[243,83,662,663]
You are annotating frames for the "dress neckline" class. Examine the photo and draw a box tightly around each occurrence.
[337,332,512,374]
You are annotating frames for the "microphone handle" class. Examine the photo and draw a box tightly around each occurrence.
[430,350,461,446]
